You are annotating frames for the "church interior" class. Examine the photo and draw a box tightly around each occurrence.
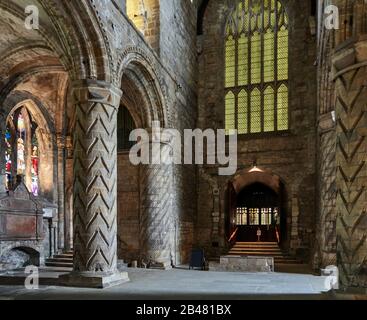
[0,0,366,299]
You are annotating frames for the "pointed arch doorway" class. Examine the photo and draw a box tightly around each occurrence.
[227,168,287,244]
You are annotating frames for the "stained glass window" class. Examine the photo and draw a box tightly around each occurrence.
[5,128,12,191]
[236,207,248,225]
[225,0,289,134]
[4,107,40,196]
[261,208,272,225]
[249,208,260,225]
[17,114,26,175]
[31,134,39,196]
[236,207,278,226]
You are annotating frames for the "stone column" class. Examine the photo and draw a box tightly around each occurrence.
[64,136,74,251]
[61,80,129,288]
[316,113,337,268]
[0,112,7,194]
[56,134,66,251]
[289,195,300,254]
[139,133,174,269]
[333,42,367,289]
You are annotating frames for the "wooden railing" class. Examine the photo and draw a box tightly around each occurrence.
[228,227,239,245]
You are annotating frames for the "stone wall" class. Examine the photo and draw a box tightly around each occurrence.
[117,153,140,263]
[159,0,198,264]
[126,0,160,52]
[197,0,318,260]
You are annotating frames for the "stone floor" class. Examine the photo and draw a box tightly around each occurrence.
[0,267,343,300]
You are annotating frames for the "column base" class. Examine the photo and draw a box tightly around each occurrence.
[59,271,129,289]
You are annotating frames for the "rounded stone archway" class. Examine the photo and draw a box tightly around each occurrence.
[117,53,176,269]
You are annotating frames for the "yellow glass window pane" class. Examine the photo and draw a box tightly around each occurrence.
[237,1,243,33]
[242,1,249,31]
[270,0,276,27]
[251,32,261,84]
[277,27,288,81]
[226,6,237,36]
[225,36,236,88]
[277,85,288,131]
[277,0,287,26]
[264,87,275,132]
[250,4,259,32]
[225,91,235,133]
[264,30,275,82]
[238,34,248,86]
[263,0,269,28]
[264,0,275,27]
[250,89,261,133]
[224,0,289,135]
[238,90,248,134]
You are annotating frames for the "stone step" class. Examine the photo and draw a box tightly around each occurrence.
[45,251,74,269]
[228,242,301,265]
[232,249,281,252]
[45,261,73,268]
[229,252,283,256]
[230,247,283,252]
[234,242,279,246]
[232,245,280,249]
[52,254,73,259]
[228,251,294,257]
[232,248,280,250]
[228,254,284,259]
[46,258,73,263]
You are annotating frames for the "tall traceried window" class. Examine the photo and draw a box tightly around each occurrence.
[225,0,289,134]
[5,106,40,196]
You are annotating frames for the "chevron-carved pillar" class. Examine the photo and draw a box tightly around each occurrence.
[333,43,367,289]
[61,80,129,288]
[140,135,174,269]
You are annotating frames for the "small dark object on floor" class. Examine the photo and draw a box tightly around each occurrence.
[189,249,206,270]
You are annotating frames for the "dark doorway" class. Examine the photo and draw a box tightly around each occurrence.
[235,183,280,242]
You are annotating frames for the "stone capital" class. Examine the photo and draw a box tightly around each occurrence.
[332,37,367,80]
[72,79,123,109]
[56,134,66,148]
[65,136,73,149]
[318,112,336,133]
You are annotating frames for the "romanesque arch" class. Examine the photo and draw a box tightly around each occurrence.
[118,48,168,127]
[116,49,175,269]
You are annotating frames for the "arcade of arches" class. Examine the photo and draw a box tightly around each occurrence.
[0,0,366,290]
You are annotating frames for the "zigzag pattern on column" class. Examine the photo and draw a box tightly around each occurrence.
[335,67,367,287]
[139,145,173,265]
[73,83,120,273]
